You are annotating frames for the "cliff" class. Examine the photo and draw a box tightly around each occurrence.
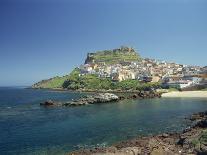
[84,46,140,64]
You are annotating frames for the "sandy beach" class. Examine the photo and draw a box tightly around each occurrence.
[162,91,207,98]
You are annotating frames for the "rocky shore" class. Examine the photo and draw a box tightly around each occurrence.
[69,111,207,155]
[40,91,161,107]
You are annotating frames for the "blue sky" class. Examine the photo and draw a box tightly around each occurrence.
[0,0,207,86]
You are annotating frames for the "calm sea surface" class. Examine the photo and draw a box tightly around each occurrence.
[1,87,207,155]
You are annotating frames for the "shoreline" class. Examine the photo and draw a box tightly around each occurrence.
[162,91,207,98]
[31,87,207,98]
[23,88,207,154]
[69,111,207,155]
[29,87,160,94]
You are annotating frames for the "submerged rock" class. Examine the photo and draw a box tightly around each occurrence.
[40,100,54,106]
[40,100,62,106]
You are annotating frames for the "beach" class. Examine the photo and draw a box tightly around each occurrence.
[162,91,207,98]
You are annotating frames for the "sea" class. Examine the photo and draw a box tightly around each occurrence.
[0,87,207,155]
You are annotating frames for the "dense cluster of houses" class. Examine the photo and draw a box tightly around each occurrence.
[79,54,207,89]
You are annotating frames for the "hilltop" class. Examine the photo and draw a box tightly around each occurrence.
[85,46,140,65]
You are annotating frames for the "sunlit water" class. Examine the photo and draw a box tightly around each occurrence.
[0,87,207,155]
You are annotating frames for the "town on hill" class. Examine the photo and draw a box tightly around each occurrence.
[32,46,207,91]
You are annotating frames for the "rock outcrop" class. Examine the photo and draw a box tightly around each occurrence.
[40,93,119,107]
[84,46,140,65]
[40,91,161,107]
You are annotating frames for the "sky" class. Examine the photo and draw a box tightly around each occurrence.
[0,0,207,86]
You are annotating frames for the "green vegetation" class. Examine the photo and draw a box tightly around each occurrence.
[61,69,161,91]
[93,52,140,64]
[62,68,113,90]
[33,67,161,91]
[191,130,207,151]
[32,75,70,89]
[199,130,207,144]
[63,74,112,90]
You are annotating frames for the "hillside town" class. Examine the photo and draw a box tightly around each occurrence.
[79,46,207,90]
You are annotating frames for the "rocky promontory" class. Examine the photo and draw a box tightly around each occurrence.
[40,93,119,107]
[69,111,207,155]
[40,91,161,107]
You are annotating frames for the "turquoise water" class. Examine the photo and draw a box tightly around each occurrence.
[1,87,207,155]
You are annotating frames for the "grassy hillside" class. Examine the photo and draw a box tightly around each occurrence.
[32,68,80,89]
[32,75,70,89]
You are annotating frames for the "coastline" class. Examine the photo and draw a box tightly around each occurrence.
[40,91,161,107]
[30,87,159,94]
[162,91,207,98]
[69,111,207,155]
[31,88,207,98]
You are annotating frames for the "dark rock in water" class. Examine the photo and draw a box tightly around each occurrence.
[190,111,207,121]
[195,120,207,128]
[119,91,161,100]
[40,100,54,106]
[189,111,207,128]
[132,94,138,99]
[40,100,62,106]
[119,96,125,100]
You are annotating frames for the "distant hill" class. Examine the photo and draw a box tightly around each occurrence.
[32,46,141,89]
[85,46,140,64]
